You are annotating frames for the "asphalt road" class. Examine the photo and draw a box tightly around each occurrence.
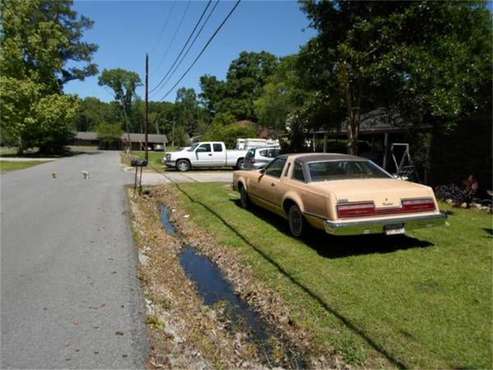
[1,151,147,369]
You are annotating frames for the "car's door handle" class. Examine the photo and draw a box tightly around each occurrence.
[271,183,275,187]
[208,153,212,156]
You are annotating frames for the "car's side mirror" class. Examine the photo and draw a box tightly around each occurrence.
[259,168,266,175]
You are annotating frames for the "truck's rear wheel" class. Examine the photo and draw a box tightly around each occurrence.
[176,159,191,172]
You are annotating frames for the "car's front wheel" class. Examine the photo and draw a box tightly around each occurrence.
[288,204,306,238]
[176,159,191,172]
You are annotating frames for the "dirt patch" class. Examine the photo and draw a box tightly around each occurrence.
[128,184,349,369]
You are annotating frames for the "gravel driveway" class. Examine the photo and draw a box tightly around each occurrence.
[1,151,147,369]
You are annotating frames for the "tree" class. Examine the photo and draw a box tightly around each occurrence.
[98,68,142,135]
[0,0,97,153]
[199,51,279,121]
[254,55,307,136]
[199,75,225,115]
[76,97,117,131]
[174,87,200,136]
[96,122,123,149]
[299,1,492,154]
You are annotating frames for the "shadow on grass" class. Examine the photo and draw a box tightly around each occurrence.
[174,183,409,369]
[230,199,433,259]
[483,228,493,236]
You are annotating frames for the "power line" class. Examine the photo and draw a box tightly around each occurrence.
[153,0,220,96]
[150,0,213,94]
[159,0,241,101]
[152,0,191,77]
[149,1,176,57]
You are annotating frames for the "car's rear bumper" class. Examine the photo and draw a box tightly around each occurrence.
[324,212,448,236]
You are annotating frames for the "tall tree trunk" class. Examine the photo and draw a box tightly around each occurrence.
[344,81,360,155]
[340,62,360,155]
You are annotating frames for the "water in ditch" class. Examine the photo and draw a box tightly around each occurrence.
[159,205,306,368]
[159,204,176,236]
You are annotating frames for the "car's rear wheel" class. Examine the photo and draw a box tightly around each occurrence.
[239,185,250,209]
[176,159,191,172]
[288,204,306,238]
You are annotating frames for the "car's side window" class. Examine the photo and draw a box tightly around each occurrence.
[213,143,223,152]
[265,158,286,178]
[197,144,211,152]
[292,161,305,182]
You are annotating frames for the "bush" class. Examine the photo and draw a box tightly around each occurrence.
[0,77,79,154]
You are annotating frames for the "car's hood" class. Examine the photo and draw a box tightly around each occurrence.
[306,178,434,208]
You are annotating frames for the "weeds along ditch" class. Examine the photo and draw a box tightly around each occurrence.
[159,204,307,369]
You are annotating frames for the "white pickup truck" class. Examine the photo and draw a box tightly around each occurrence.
[163,141,247,172]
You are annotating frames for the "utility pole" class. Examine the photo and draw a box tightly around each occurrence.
[145,53,149,162]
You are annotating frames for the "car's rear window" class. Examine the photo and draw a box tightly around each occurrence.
[308,160,390,181]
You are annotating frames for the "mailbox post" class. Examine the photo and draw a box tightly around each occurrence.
[130,158,148,194]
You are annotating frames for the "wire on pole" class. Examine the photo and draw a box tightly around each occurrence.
[159,0,241,101]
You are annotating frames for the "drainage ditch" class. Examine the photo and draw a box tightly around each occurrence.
[159,205,307,368]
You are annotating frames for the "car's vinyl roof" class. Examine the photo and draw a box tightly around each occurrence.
[278,153,363,162]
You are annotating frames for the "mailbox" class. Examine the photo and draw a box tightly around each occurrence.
[130,159,148,167]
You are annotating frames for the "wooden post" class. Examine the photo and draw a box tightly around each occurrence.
[383,132,389,169]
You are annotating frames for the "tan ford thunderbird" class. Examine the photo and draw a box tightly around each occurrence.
[233,153,447,237]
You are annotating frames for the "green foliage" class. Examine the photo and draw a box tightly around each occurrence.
[0,0,98,90]
[0,77,78,152]
[254,55,307,135]
[199,51,279,121]
[298,0,492,154]
[96,122,123,149]
[0,0,97,153]
[202,123,257,149]
[31,94,79,153]
[98,68,142,135]
[211,112,236,127]
[174,87,201,135]
[76,97,118,131]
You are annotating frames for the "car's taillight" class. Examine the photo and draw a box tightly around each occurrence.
[337,202,375,218]
[401,198,435,212]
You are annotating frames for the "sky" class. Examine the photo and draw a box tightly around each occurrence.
[64,0,316,103]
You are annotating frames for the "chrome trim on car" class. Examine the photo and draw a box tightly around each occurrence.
[324,212,447,236]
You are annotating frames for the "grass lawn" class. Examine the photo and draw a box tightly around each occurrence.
[173,182,492,369]
[0,160,49,172]
[0,147,18,156]
[133,151,166,171]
